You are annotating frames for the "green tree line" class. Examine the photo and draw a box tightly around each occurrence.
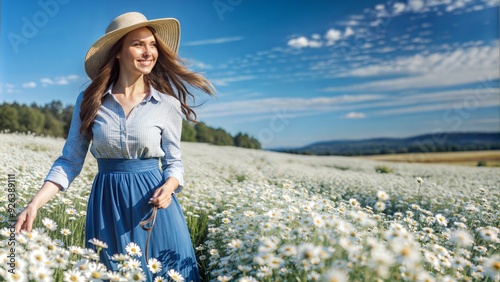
[0,101,261,149]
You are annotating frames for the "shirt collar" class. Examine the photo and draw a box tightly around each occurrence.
[103,82,162,103]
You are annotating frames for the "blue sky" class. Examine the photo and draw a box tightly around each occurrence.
[1,0,499,148]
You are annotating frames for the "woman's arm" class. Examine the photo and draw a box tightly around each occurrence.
[150,97,184,209]
[159,96,184,193]
[16,92,91,232]
[44,92,91,190]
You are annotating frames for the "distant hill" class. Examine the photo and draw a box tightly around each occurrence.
[273,132,500,156]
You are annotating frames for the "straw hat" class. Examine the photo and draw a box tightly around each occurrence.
[85,12,180,80]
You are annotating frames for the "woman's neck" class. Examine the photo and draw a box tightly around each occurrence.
[113,75,149,97]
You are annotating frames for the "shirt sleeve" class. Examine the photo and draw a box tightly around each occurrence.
[160,97,184,193]
[44,92,91,191]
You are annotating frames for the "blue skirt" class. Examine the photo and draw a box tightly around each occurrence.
[85,158,200,281]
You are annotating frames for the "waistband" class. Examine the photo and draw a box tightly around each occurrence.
[97,158,160,173]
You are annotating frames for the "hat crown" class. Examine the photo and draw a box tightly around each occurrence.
[105,12,148,34]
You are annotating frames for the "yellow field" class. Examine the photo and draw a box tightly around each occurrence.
[357,150,500,167]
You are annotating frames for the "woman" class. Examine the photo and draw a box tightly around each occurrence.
[15,12,214,281]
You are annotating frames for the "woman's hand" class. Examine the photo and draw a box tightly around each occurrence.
[15,204,38,233]
[149,177,179,209]
[15,181,60,234]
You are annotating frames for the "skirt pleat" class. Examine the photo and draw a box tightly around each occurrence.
[85,158,200,281]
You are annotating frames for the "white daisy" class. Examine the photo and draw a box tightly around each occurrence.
[69,246,85,255]
[238,276,258,282]
[217,276,233,282]
[84,261,109,281]
[41,218,57,231]
[60,228,72,236]
[377,190,389,201]
[435,214,448,226]
[125,242,142,257]
[147,258,162,274]
[63,269,85,282]
[483,255,500,280]
[375,201,386,212]
[4,271,27,282]
[31,265,54,282]
[111,253,131,262]
[129,270,147,281]
[323,267,349,282]
[228,239,243,249]
[88,238,108,249]
[450,229,474,247]
[66,208,78,215]
[123,258,142,271]
[106,271,121,282]
[167,269,185,282]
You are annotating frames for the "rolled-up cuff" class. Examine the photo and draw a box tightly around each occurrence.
[44,170,69,191]
[162,170,183,193]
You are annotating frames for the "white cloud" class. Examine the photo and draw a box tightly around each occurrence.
[446,0,467,12]
[337,19,361,26]
[308,40,323,48]
[288,36,323,49]
[376,46,397,53]
[184,36,244,46]
[325,28,342,44]
[198,94,384,119]
[408,0,426,12]
[22,82,36,88]
[184,58,212,70]
[198,86,499,121]
[345,112,366,119]
[484,0,499,7]
[427,0,453,7]
[392,2,407,14]
[41,78,54,86]
[325,43,499,91]
[288,36,309,48]
[319,87,500,118]
[374,93,498,115]
[210,75,256,86]
[40,75,80,86]
[344,27,355,38]
[290,27,353,49]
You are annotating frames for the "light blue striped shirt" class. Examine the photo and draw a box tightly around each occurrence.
[45,84,184,192]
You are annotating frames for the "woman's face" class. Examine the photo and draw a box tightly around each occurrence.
[117,27,158,78]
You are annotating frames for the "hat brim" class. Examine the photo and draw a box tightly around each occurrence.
[85,18,180,81]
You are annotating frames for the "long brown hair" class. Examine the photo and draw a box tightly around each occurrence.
[79,27,215,138]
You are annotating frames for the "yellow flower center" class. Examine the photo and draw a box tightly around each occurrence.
[493,261,500,271]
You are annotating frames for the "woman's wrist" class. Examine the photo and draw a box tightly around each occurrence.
[164,177,179,194]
